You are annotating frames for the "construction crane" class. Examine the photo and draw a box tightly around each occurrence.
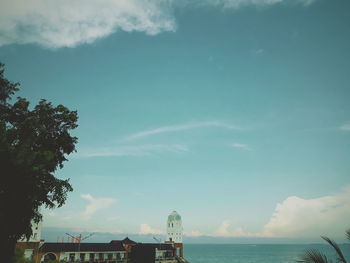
[153,236,162,250]
[65,233,94,262]
[65,233,94,243]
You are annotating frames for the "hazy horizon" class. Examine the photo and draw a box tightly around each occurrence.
[42,226,350,244]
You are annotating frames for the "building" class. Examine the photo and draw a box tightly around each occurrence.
[166,211,182,243]
[38,239,130,262]
[16,211,188,263]
[17,221,43,261]
[35,238,177,263]
[165,211,183,257]
[130,243,177,263]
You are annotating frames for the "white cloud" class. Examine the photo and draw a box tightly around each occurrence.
[215,220,233,236]
[139,224,163,235]
[76,144,188,158]
[214,220,256,237]
[183,230,203,237]
[81,194,117,219]
[120,121,242,142]
[232,143,252,151]
[45,212,56,217]
[0,0,175,48]
[339,123,350,131]
[261,188,350,238]
[212,188,350,238]
[0,0,317,48]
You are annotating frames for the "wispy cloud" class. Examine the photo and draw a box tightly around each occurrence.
[71,227,124,234]
[0,0,317,48]
[81,194,117,219]
[76,144,188,158]
[232,143,252,151]
[205,0,316,9]
[252,48,265,55]
[139,224,163,235]
[120,121,242,142]
[339,123,350,131]
[45,212,56,217]
[75,121,242,158]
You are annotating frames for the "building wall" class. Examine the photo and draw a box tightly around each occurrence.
[155,260,177,263]
[57,251,126,261]
[166,219,182,243]
[16,242,41,262]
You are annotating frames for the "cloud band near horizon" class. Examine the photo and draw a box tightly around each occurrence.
[43,188,350,239]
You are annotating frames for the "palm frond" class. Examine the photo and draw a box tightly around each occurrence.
[346,229,350,242]
[297,249,331,263]
[321,236,347,263]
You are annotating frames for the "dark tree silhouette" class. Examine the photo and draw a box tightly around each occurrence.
[0,63,78,262]
[297,229,350,263]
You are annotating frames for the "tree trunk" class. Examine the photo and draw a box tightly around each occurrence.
[0,237,16,263]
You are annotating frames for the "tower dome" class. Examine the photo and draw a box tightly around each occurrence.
[166,211,182,243]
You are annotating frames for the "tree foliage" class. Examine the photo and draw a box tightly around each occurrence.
[0,63,78,260]
[297,229,350,263]
[12,248,34,263]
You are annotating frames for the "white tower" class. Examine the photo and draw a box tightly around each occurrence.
[166,211,182,243]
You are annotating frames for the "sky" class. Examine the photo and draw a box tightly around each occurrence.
[1,0,350,242]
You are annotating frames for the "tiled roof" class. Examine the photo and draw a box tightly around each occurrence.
[121,237,137,244]
[40,238,172,253]
[40,241,125,252]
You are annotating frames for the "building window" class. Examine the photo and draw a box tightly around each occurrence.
[80,253,85,261]
[23,249,34,260]
[69,253,75,261]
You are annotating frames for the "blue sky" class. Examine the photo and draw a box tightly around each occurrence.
[1,0,350,241]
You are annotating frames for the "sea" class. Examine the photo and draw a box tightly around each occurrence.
[183,244,350,263]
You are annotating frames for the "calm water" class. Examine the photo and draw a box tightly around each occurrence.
[184,244,350,263]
